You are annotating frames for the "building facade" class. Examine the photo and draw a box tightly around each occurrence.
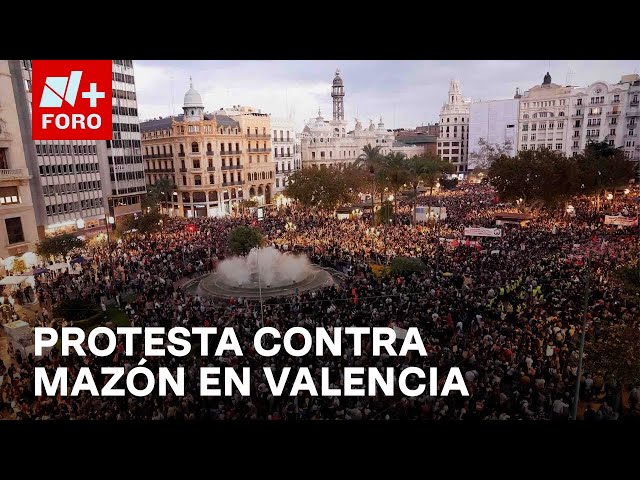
[393,128,438,156]
[98,59,146,221]
[300,70,402,168]
[437,80,471,174]
[468,98,519,169]
[271,117,298,193]
[141,82,275,217]
[0,60,39,258]
[7,60,144,237]
[517,73,574,157]
[622,75,639,162]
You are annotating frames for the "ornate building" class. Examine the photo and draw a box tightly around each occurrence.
[300,70,410,168]
[141,81,275,217]
[437,80,471,175]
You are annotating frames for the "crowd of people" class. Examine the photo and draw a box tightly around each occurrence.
[0,182,638,420]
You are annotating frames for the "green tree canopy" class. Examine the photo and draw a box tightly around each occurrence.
[468,138,514,171]
[284,165,362,209]
[36,233,86,259]
[142,177,175,213]
[228,226,264,255]
[489,149,580,207]
[390,256,426,276]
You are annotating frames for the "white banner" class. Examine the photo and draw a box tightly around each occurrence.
[604,215,637,227]
[463,227,502,237]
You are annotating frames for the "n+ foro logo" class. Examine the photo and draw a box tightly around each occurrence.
[32,60,113,140]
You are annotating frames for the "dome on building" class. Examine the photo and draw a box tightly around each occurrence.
[333,69,343,86]
[183,77,204,108]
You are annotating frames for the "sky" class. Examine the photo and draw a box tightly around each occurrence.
[133,60,640,132]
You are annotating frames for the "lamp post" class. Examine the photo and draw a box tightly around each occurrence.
[104,214,115,278]
[572,250,592,421]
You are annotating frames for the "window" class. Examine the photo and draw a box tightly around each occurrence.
[522,124,529,132]
[0,186,20,205]
[610,129,616,136]
[573,141,579,148]
[630,130,636,136]
[206,143,212,152]
[530,134,536,141]
[193,159,200,169]
[5,217,24,244]
[522,135,528,142]
[559,112,565,117]
[609,140,615,146]
[555,143,562,150]
[0,148,8,169]
[558,122,564,129]
[522,145,528,151]
[577,99,582,106]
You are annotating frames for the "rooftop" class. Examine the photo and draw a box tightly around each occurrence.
[140,114,239,133]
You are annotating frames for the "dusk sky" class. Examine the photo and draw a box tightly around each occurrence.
[133,60,640,132]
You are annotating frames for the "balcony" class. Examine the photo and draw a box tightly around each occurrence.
[0,168,29,180]
[220,150,241,156]
[612,99,620,103]
[572,145,580,150]
[631,100,639,106]
[606,110,620,116]
[588,111,602,116]
[178,152,185,157]
[206,151,215,156]
[222,180,244,187]
[274,154,293,159]
[179,168,187,173]
[246,133,270,139]
[221,165,243,170]
[625,132,637,137]
[207,166,215,172]
[247,148,269,153]
[572,112,583,118]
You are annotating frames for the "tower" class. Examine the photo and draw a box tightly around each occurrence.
[183,76,204,121]
[448,79,463,104]
[332,69,344,121]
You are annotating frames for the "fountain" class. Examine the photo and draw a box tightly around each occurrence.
[196,246,338,299]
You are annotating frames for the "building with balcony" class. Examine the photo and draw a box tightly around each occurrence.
[516,72,574,158]
[7,60,144,237]
[271,117,299,198]
[623,74,640,161]
[568,75,634,157]
[299,70,398,169]
[0,60,39,258]
[141,81,275,217]
[437,80,472,175]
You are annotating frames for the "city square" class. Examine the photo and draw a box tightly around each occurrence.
[0,60,638,420]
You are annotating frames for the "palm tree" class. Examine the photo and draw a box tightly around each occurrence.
[383,151,408,224]
[144,177,175,214]
[356,144,384,226]
[404,154,455,224]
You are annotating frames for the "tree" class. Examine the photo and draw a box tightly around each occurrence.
[356,144,385,226]
[36,233,86,259]
[383,151,409,224]
[284,166,361,209]
[375,201,394,225]
[117,211,164,235]
[576,141,634,210]
[390,256,426,276]
[468,138,513,171]
[228,226,264,255]
[143,177,175,214]
[404,154,455,224]
[489,149,579,208]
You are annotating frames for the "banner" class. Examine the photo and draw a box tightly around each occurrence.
[463,227,502,237]
[604,215,638,227]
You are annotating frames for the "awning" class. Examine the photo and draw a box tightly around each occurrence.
[0,275,28,285]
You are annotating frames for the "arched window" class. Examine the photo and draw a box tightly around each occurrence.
[559,112,565,117]
[209,174,214,184]
[194,175,202,186]
[207,142,212,152]
[191,142,199,153]
[179,144,184,154]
